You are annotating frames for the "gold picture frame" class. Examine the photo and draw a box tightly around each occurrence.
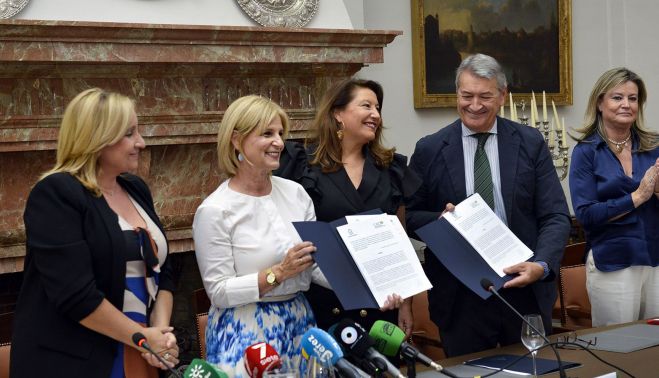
[411,0,572,108]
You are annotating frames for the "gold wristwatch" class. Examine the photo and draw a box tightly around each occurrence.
[265,267,279,286]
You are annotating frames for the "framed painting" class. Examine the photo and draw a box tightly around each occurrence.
[411,0,572,108]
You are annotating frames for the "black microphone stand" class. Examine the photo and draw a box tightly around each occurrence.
[402,354,416,378]
[481,280,567,378]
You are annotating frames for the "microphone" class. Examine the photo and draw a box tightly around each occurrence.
[300,327,369,378]
[480,278,567,378]
[327,323,381,376]
[131,332,182,378]
[327,322,387,376]
[183,358,229,378]
[331,319,406,378]
[368,320,458,378]
[244,342,282,377]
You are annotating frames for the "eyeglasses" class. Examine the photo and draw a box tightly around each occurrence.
[556,331,597,350]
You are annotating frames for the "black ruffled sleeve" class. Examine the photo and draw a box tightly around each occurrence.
[275,141,323,200]
[389,153,422,205]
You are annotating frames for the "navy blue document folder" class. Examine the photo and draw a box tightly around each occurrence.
[293,209,383,310]
[415,217,512,299]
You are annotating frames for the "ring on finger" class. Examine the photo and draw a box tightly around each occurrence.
[163,352,171,360]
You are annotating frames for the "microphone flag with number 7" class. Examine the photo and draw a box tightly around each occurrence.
[244,342,282,378]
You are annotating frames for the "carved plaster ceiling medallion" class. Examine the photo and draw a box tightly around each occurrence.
[0,0,29,19]
[236,0,319,28]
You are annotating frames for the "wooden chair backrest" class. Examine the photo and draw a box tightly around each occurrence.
[558,264,592,329]
[0,342,10,378]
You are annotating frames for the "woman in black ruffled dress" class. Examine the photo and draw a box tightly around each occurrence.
[275,78,421,339]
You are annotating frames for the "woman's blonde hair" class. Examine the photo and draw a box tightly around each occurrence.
[42,88,136,196]
[575,67,658,152]
[217,95,290,177]
[307,79,394,172]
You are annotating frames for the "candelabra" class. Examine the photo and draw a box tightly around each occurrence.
[507,99,569,181]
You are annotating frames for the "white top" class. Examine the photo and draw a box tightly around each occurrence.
[118,196,168,306]
[193,176,328,309]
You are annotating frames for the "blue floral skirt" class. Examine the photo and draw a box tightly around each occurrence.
[205,293,316,377]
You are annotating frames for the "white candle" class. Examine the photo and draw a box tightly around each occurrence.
[531,92,538,125]
[548,119,555,147]
[530,98,536,127]
[542,91,548,121]
[509,93,514,120]
[552,100,561,130]
[561,117,567,146]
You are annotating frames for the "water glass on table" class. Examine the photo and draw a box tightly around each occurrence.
[263,358,300,378]
[304,356,335,378]
[521,314,546,378]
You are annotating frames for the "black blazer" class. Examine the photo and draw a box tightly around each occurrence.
[406,117,571,331]
[275,142,421,330]
[10,172,175,378]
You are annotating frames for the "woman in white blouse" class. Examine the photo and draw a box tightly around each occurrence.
[193,95,329,376]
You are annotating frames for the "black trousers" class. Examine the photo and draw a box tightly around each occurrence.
[439,284,541,357]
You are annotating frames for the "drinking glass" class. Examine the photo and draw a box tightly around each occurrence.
[305,356,336,378]
[263,358,300,378]
[521,314,546,378]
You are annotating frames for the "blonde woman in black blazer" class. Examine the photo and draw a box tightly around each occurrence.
[11,89,178,378]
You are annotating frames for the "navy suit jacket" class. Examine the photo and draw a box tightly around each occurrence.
[407,117,570,331]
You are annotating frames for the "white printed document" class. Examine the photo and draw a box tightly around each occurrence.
[336,214,432,307]
[442,193,534,276]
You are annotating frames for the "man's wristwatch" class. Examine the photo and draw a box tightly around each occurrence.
[265,267,279,286]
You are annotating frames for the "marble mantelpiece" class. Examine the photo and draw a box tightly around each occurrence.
[0,20,401,273]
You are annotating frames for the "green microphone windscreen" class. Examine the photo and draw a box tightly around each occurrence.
[184,358,229,378]
[368,320,406,357]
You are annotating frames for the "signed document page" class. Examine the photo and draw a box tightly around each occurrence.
[336,214,432,307]
[443,194,533,277]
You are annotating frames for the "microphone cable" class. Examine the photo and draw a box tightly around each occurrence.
[544,341,635,378]
[480,278,567,378]
[474,341,636,378]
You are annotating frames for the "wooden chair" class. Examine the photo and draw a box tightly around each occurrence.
[0,342,9,378]
[561,242,588,266]
[410,291,445,361]
[552,242,587,328]
[558,264,592,329]
[192,288,211,360]
[195,312,209,360]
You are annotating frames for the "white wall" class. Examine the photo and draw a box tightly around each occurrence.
[13,0,659,212]
[342,0,364,29]
[359,0,659,213]
[16,0,354,29]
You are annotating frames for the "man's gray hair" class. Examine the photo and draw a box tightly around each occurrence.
[455,54,508,92]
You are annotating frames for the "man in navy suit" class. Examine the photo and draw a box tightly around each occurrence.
[407,54,570,357]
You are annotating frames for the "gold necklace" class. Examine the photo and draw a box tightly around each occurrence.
[606,133,631,154]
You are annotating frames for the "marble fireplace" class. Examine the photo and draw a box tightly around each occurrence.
[0,20,400,273]
[0,20,400,354]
